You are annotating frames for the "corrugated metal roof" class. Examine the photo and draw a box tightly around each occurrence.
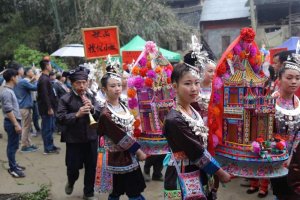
[200,0,250,22]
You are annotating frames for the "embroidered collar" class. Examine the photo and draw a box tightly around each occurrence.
[274,91,300,133]
[176,105,209,146]
[106,101,134,130]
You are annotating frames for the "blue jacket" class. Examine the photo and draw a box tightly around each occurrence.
[14,78,37,109]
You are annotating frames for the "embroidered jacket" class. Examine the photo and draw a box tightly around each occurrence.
[273,91,300,154]
[163,108,220,175]
[98,107,141,174]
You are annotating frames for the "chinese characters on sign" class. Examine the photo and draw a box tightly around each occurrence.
[122,51,142,70]
[82,26,120,59]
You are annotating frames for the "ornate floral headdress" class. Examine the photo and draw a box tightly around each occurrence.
[185,35,216,79]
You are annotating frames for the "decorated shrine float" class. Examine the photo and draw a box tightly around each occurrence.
[127,41,175,155]
[208,28,289,178]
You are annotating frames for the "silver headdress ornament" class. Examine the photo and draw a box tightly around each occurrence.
[284,53,300,73]
[184,62,200,78]
[106,54,122,82]
[188,35,216,79]
[107,72,122,82]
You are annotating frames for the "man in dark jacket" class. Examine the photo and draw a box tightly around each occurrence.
[56,67,100,200]
[37,59,59,154]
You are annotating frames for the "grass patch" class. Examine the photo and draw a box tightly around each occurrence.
[18,185,49,200]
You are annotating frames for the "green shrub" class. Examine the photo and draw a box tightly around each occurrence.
[13,45,68,70]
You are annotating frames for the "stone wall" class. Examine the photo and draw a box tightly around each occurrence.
[203,27,241,58]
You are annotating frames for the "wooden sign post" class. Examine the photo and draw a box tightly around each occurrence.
[82,26,120,59]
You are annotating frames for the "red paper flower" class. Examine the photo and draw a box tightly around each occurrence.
[274,134,282,140]
[217,62,226,76]
[133,119,141,128]
[133,128,142,137]
[240,51,246,59]
[240,27,256,43]
[140,67,148,77]
[145,77,153,87]
[259,70,265,78]
[166,64,173,72]
[167,77,171,84]
[276,142,285,150]
[256,137,264,143]
[248,56,257,66]
[127,88,136,98]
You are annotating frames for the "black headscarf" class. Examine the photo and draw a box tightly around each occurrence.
[68,66,89,83]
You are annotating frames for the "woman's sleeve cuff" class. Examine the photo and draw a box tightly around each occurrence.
[202,157,220,175]
[128,142,141,154]
[193,150,221,175]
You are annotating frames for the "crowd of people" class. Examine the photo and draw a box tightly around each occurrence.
[0,37,300,200]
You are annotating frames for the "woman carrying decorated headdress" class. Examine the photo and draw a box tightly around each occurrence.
[98,65,147,200]
[270,54,300,200]
[163,53,231,199]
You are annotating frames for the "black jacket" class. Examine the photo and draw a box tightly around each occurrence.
[53,81,69,99]
[56,90,100,143]
[37,74,57,115]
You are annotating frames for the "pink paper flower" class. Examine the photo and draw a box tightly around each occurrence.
[145,41,157,54]
[127,77,135,88]
[250,46,257,57]
[146,70,156,79]
[233,44,242,55]
[165,69,172,78]
[251,141,261,154]
[213,92,220,103]
[223,72,230,79]
[134,77,144,89]
[212,134,219,148]
[214,77,223,89]
[138,56,147,67]
[128,98,138,109]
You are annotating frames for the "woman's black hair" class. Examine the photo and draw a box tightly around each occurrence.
[100,68,120,88]
[100,73,110,88]
[184,51,197,67]
[274,50,294,63]
[268,65,276,81]
[171,62,191,84]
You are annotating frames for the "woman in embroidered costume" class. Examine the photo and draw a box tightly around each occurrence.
[98,70,147,200]
[163,62,231,199]
[270,56,300,200]
[184,51,216,126]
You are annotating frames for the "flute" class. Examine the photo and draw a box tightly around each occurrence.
[80,92,98,129]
